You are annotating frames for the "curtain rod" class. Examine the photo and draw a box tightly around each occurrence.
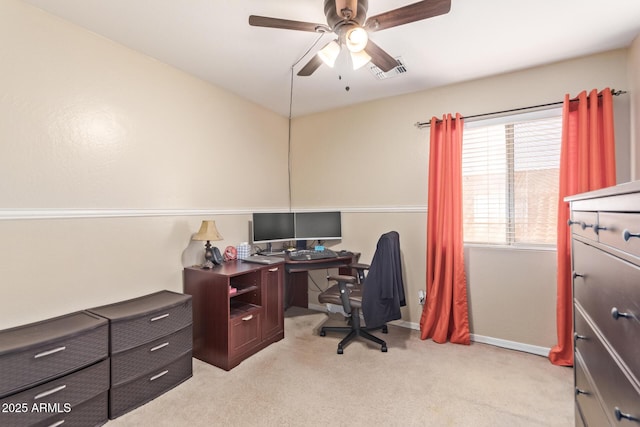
[414,89,627,129]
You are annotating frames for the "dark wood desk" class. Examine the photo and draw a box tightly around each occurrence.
[284,252,359,308]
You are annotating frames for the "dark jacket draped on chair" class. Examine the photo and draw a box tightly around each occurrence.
[362,231,406,328]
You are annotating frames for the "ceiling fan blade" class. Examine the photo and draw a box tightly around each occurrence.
[364,40,398,72]
[364,0,451,32]
[249,15,328,33]
[297,55,324,77]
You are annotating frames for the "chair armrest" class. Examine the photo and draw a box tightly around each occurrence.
[327,274,357,285]
[350,263,370,270]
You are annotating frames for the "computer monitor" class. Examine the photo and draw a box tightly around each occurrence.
[294,211,342,242]
[251,212,295,244]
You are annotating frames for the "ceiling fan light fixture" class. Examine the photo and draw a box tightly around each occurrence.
[350,50,371,70]
[317,40,341,68]
[345,26,368,53]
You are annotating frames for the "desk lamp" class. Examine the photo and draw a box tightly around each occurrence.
[192,220,223,269]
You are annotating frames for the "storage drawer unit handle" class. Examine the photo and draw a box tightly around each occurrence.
[150,342,169,352]
[242,315,253,321]
[47,421,65,427]
[614,407,639,423]
[149,370,169,381]
[150,313,169,322]
[34,346,66,359]
[34,384,66,400]
[611,307,633,320]
[623,229,640,242]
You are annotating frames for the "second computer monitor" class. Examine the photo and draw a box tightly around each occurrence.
[294,211,342,242]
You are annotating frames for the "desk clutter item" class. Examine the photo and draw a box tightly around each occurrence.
[0,311,110,427]
[567,182,640,426]
[236,242,251,260]
[184,261,284,370]
[87,290,193,419]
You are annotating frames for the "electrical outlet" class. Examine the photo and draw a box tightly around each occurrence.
[418,290,426,305]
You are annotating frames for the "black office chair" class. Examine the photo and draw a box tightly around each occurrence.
[318,231,406,354]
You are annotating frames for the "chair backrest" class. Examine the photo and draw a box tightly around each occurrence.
[361,231,406,328]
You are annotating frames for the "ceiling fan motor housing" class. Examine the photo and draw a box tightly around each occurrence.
[325,0,368,29]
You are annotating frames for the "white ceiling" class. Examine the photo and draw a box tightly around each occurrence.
[21,0,640,118]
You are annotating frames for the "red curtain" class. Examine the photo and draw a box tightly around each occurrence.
[548,89,616,366]
[420,113,470,345]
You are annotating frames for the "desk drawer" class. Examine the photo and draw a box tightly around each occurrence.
[111,326,192,387]
[574,307,640,424]
[0,313,108,398]
[0,359,109,426]
[230,309,261,357]
[598,212,640,261]
[573,241,640,377]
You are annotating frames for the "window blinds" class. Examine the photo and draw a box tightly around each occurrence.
[461,109,562,246]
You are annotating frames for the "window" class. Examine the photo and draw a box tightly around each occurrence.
[462,109,562,246]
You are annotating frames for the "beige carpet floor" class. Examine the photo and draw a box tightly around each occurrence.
[107,307,573,427]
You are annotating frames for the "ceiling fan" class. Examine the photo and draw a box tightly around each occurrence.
[248,0,451,77]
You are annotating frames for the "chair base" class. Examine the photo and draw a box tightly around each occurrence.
[319,311,388,354]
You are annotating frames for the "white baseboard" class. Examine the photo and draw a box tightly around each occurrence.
[306,304,550,357]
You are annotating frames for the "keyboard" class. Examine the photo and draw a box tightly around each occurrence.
[288,249,338,261]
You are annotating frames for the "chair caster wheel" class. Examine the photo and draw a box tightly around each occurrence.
[320,330,326,337]
[381,346,387,352]
[337,347,343,354]
[382,325,388,334]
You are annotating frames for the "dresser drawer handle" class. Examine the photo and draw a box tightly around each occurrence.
[575,388,589,396]
[34,346,66,359]
[150,313,169,322]
[149,370,169,382]
[623,229,640,242]
[268,267,279,272]
[573,332,587,342]
[34,384,66,400]
[611,307,633,320]
[242,315,253,321]
[572,271,584,279]
[567,219,584,227]
[48,421,65,427]
[150,342,169,352]
[614,407,639,423]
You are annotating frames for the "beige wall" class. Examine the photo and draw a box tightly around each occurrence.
[630,34,640,180]
[292,49,633,350]
[0,0,289,328]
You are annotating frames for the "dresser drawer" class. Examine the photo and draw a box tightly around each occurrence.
[109,351,192,419]
[573,241,640,377]
[89,291,192,353]
[574,353,610,427]
[31,391,108,427]
[0,312,108,398]
[570,211,600,241]
[0,358,109,426]
[111,325,192,387]
[574,306,640,424]
[598,212,640,261]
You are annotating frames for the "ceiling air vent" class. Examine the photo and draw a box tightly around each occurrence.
[369,57,407,80]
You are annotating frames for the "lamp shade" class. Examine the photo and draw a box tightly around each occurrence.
[192,220,223,241]
[318,40,341,68]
